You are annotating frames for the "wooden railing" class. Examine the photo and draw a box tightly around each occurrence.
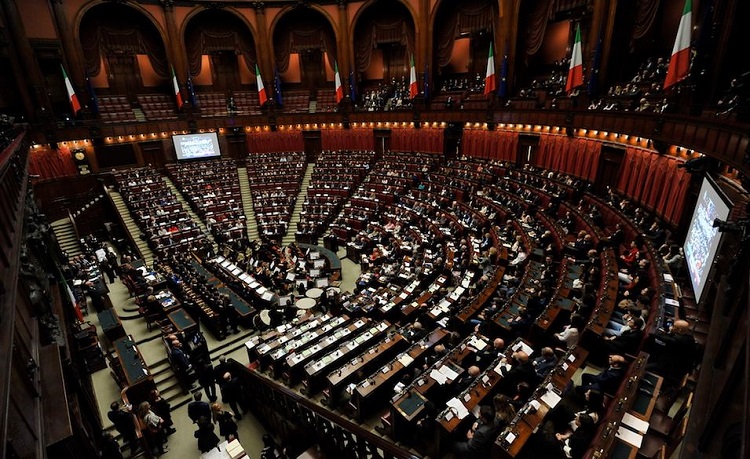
[40,107,750,176]
[231,359,418,459]
[0,130,31,457]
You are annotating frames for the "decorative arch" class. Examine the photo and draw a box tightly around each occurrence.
[351,0,417,75]
[431,0,498,70]
[182,8,259,78]
[76,1,169,79]
[270,6,339,74]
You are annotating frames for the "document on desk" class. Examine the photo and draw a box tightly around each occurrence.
[494,362,512,375]
[398,354,414,367]
[540,390,561,409]
[439,364,460,381]
[622,412,650,434]
[446,398,470,420]
[430,368,448,385]
[616,425,643,448]
[469,336,488,351]
[512,341,535,357]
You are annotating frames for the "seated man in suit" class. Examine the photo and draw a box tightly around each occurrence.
[576,354,626,397]
[455,365,481,394]
[533,347,558,380]
[453,405,501,458]
[499,351,536,394]
[473,338,505,368]
[601,318,644,358]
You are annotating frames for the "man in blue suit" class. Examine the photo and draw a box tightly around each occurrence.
[577,354,626,397]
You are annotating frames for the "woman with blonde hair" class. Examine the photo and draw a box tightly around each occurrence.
[212,402,239,441]
[138,401,167,455]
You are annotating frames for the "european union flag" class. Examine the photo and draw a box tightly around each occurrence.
[186,74,198,107]
[349,71,358,102]
[499,49,509,99]
[274,68,283,106]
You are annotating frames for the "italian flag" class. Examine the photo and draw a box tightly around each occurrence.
[484,42,496,96]
[62,65,80,115]
[256,64,267,106]
[664,0,692,90]
[409,54,418,99]
[566,24,584,93]
[334,60,343,103]
[171,66,183,108]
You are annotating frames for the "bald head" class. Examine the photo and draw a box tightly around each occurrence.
[672,320,690,334]
[493,338,505,350]
[468,366,481,377]
[514,351,529,363]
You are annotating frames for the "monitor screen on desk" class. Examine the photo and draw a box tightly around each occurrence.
[683,176,731,303]
[173,132,221,161]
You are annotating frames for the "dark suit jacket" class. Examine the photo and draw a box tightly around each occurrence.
[608,328,643,355]
[584,366,625,394]
[108,409,135,435]
[187,400,211,423]
[467,420,501,454]
[533,356,558,379]
[502,360,537,390]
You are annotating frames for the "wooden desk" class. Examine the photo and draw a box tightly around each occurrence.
[393,389,428,422]
[113,336,151,387]
[304,321,390,394]
[98,308,125,343]
[325,332,408,407]
[582,352,651,459]
[153,288,181,313]
[284,319,369,385]
[167,308,197,334]
[352,328,448,420]
[436,339,534,435]
[628,372,663,421]
[495,345,588,459]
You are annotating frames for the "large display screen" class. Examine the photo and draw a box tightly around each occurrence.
[173,132,221,161]
[683,177,731,302]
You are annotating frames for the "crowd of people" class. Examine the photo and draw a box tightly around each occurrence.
[88,152,704,459]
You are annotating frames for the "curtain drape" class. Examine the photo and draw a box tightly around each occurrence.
[525,0,555,56]
[185,26,257,77]
[354,17,415,73]
[29,146,77,180]
[434,0,496,68]
[390,129,443,154]
[533,135,601,181]
[246,131,305,153]
[275,24,337,74]
[462,130,518,162]
[616,147,689,226]
[321,129,375,151]
[81,25,168,78]
[633,0,660,40]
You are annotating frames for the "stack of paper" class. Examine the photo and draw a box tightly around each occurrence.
[540,390,561,408]
[430,368,448,384]
[446,398,470,419]
[439,364,460,381]
[616,425,644,448]
[622,413,650,434]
